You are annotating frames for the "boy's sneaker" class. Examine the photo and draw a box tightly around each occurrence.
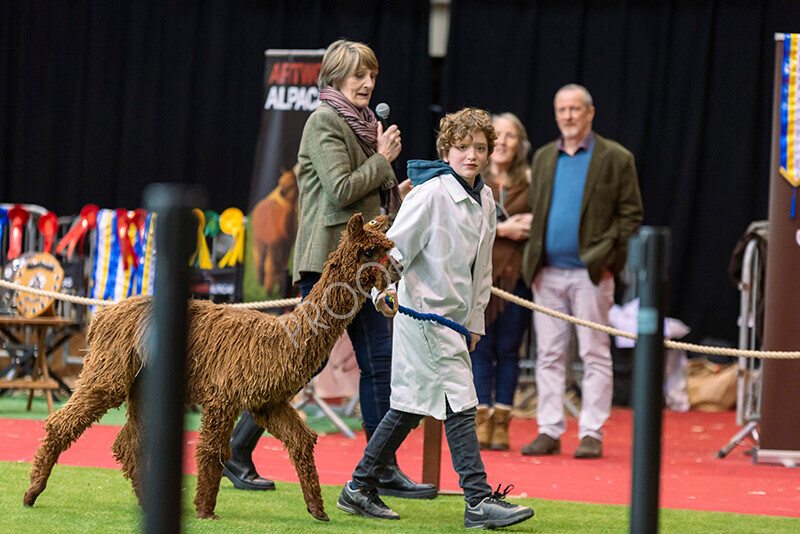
[464,484,534,529]
[337,480,400,520]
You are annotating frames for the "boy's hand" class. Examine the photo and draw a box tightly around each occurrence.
[377,289,399,318]
[469,333,481,352]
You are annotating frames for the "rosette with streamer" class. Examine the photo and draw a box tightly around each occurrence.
[115,209,138,271]
[189,208,213,268]
[7,205,29,260]
[218,207,244,267]
[55,204,99,259]
[204,210,220,238]
[89,208,140,312]
[38,211,59,254]
[130,208,148,235]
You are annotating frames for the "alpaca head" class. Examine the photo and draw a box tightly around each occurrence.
[329,213,399,295]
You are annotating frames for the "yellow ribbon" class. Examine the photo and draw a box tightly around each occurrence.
[218,207,244,267]
[780,166,800,188]
[189,208,213,269]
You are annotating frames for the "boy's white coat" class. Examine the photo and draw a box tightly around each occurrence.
[386,173,496,419]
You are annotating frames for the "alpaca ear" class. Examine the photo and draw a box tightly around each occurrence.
[347,213,365,238]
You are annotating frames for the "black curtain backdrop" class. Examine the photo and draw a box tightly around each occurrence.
[442,0,800,345]
[0,0,430,213]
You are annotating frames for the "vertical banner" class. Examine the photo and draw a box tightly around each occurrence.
[244,49,324,302]
[780,33,800,217]
[758,33,800,465]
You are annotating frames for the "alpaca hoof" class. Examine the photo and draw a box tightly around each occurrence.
[196,511,219,519]
[23,490,37,507]
[310,508,329,521]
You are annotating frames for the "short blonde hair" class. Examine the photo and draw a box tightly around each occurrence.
[436,108,497,159]
[318,39,379,90]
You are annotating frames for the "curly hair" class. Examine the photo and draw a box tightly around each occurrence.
[436,108,497,160]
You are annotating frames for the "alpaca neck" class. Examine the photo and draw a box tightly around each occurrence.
[278,261,368,378]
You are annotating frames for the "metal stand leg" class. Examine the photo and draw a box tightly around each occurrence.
[716,420,759,458]
[293,381,356,439]
[343,392,360,418]
[563,395,580,418]
[718,230,765,460]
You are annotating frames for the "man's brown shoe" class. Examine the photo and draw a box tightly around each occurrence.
[574,436,602,459]
[521,434,560,456]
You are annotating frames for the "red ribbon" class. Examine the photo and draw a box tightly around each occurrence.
[116,209,138,270]
[130,208,148,239]
[55,204,99,259]
[7,205,29,260]
[38,211,58,254]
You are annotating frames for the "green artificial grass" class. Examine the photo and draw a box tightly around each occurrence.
[0,393,363,435]
[3,462,799,533]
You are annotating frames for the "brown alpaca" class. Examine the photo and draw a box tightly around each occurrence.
[23,214,397,522]
[251,166,299,294]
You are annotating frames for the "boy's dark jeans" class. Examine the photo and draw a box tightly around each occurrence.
[352,401,492,504]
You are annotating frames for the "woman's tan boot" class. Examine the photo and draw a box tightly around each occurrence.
[490,405,512,451]
[476,405,493,450]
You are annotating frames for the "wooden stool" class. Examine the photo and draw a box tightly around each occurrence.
[0,316,77,413]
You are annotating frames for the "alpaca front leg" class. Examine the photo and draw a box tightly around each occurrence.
[24,385,123,506]
[193,409,236,519]
[255,403,328,521]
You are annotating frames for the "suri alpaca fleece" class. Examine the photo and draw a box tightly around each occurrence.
[23,213,397,522]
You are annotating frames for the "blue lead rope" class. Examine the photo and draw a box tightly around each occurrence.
[385,295,472,346]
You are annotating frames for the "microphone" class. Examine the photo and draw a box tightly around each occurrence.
[375,102,391,131]
[375,102,403,206]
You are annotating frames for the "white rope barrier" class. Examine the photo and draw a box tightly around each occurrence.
[1,278,797,359]
[490,287,800,360]
[0,279,300,310]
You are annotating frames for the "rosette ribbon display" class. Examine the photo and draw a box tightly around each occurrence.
[189,208,213,268]
[55,204,99,259]
[7,205,29,260]
[218,207,244,267]
[38,211,59,254]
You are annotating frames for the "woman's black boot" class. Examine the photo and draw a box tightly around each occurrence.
[365,428,438,499]
[223,411,275,491]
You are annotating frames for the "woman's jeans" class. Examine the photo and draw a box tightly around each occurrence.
[470,278,532,406]
[299,272,392,433]
[352,401,491,505]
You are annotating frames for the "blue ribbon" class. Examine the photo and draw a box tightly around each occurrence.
[0,208,7,250]
[385,295,472,346]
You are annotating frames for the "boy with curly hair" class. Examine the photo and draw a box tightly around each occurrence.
[337,108,534,529]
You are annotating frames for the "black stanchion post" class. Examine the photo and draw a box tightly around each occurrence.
[142,184,205,534]
[628,227,671,534]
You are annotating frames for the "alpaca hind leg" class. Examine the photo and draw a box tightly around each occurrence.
[255,403,328,521]
[24,385,125,506]
[112,389,144,506]
[193,408,236,519]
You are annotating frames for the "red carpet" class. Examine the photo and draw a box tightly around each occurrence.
[3,408,799,517]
